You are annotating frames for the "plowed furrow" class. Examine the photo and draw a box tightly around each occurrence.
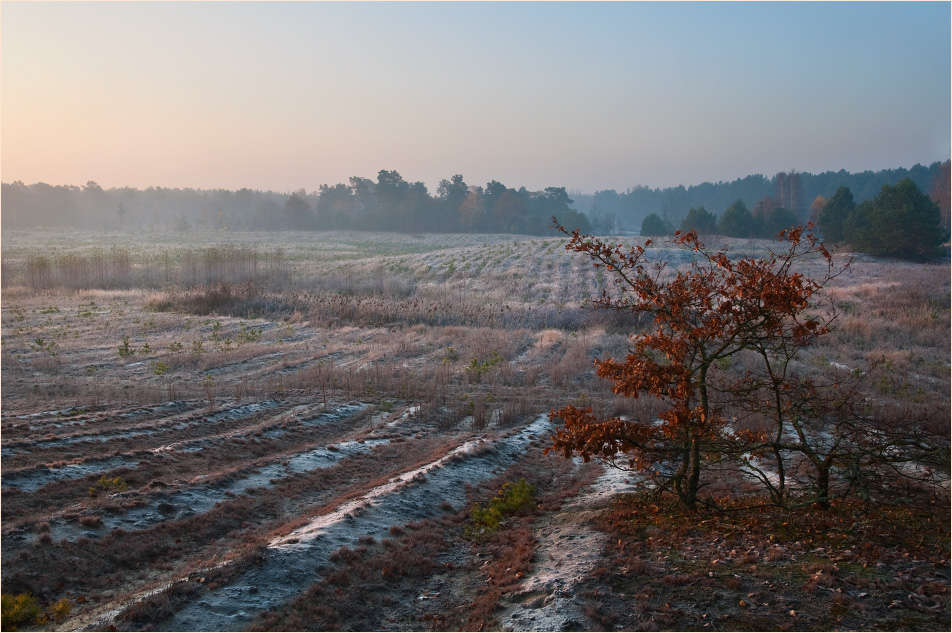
[92,415,551,632]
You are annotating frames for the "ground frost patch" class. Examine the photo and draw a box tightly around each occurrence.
[144,415,553,632]
[1,456,140,493]
[43,405,382,543]
[499,464,639,632]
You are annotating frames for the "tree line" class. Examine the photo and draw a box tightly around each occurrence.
[574,161,950,232]
[642,176,948,262]
[308,172,596,235]
[0,172,597,236]
[1,162,947,241]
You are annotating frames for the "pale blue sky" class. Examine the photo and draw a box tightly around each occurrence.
[2,1,949,193]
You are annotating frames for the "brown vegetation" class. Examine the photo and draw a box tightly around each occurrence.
[576,492,949,631]
[549,223,948,511]
[2,229,947,631]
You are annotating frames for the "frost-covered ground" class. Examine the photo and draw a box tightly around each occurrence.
[2,230,947,632]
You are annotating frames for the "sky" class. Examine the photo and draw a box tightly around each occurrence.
[1,1,950,194]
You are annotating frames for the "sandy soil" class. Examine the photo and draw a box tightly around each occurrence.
[497,466,639,632]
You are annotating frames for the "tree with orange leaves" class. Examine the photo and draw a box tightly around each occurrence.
[547,219,846,511]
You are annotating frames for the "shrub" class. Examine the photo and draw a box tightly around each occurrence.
[88,475,128,497]
[819,186,854,242]
[549,221,847,510]
[152,361,170,375]
[466,350,504,381]
[1,593,44,630]
[719,199,755,238]
[49,597,72,622]
[465,478,536,540]
[118,335,135,358]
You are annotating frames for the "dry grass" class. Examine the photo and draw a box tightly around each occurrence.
[579,492,950,631]
[2,229,948,630]
[250,441,598,632]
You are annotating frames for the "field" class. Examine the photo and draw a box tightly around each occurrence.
[1,228,949,631]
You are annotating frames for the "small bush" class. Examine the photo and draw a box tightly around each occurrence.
[466,350,504,382]
[118,335,135,358]
[465,478,536,540]
[88,475,128,497]
[2,593,44,630]
[49,597,72,622]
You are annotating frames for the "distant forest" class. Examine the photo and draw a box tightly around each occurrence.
[1,162,949,235]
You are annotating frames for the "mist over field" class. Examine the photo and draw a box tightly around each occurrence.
[0,162,947,234]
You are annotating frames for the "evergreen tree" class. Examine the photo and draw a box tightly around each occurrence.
[818,186,854,242]
[316,183,355,229]
[764,207,799,238]
[679,206,717,234]
[844,179,947,261]
[718,199,755,238]
[641,212,672,237]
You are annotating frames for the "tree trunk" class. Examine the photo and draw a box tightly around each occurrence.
[815,463,831,509]
[772,445,786,507]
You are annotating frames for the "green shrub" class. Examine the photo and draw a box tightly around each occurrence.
[679,206,718,234]
[2,593,44,630]
[465,478,536,540]
[49,597,72,622]
[237,325,262,344]
[843,179,948,261]
[89,475,128,497]
[641,213,673,237]
[118,335,135,357]
[467,350,504,381]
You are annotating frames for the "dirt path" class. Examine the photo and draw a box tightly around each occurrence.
[499,464,639,631]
